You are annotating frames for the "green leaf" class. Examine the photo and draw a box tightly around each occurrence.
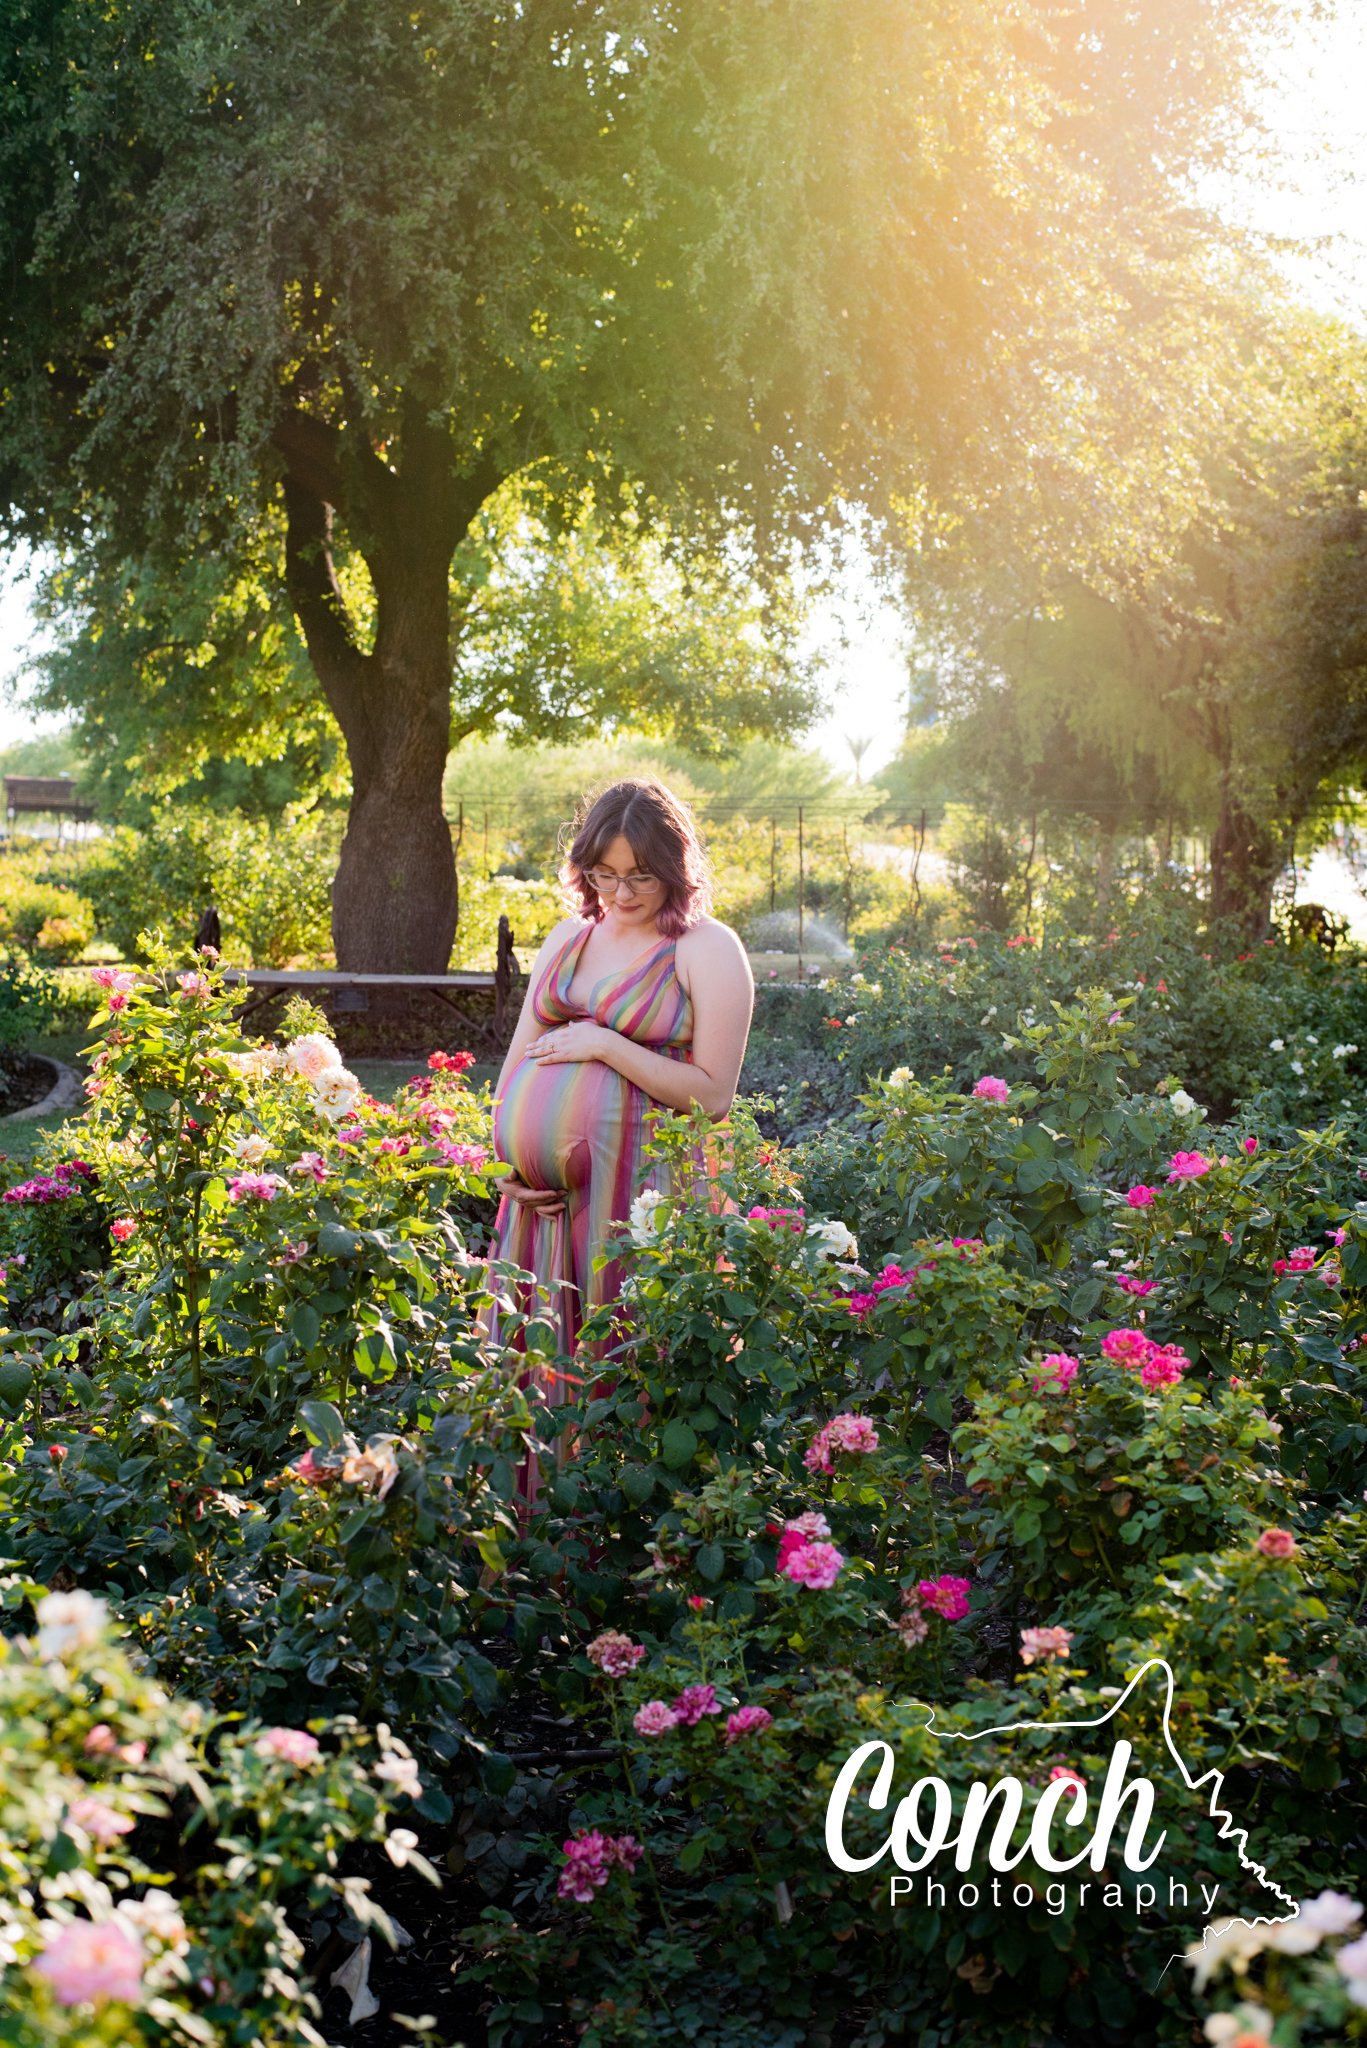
[299,1399,345,1449]
[660,1419,698,1470]
[318,1221,362,1259]
[0,1360,32,1412]
[619,1464,656,1506]
[291,1302,322,1351]
[695,1541,725,1581]
[922,1388,954,1431]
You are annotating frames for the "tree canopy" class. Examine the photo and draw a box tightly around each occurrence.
[888,313,1367,940]
[0,0,1322,965]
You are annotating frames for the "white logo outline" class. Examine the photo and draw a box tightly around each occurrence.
[904,1654,1304,1985]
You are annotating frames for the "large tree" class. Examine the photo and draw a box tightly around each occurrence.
[892,318,1367,942]
[25,481,817,822]
[0,0,1315,966]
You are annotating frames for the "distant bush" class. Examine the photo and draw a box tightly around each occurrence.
[0,875,95,952]
[79,810,336,966]
[452,871,566,968]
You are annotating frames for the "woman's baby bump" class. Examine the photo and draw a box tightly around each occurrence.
[493,1049,632,1191]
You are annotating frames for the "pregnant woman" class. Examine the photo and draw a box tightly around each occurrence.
[482,777,753,1504]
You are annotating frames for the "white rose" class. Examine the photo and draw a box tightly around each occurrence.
[629,1188,669,1247]
[117,1889,189,1953]
[1204,2007,1274,2045]
[233,1134,270,1165]
[1296,1891,1362,1937]
[1338,1930,1367,1993]
[286,1033,345,1084]
[1290,1060,1304,1076]
[374,1752,423,1801]
[35,1590,109,1660]
[1169,1088,1201,1118]
[1270,1038,1284,1052]
[341,1438,401,1500]
[805,1218,859,1262]
[1184,1916,1271,1992]
[312,1068,362,1122]
[886,1067,914,1090]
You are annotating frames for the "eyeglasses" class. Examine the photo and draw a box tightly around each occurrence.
[585,867,662,898]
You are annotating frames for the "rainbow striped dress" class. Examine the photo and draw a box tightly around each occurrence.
[484,920,699,1494]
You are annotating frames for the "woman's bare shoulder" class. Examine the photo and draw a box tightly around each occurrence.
[676,917,752,978]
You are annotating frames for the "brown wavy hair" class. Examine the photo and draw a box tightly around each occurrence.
[560,778,712,938]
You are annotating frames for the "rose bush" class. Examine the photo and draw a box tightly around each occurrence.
[0,1576,431,2047]
[2,922,1366,2046]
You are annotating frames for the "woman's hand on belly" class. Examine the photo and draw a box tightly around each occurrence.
[524,1020,612,1065]
[494,1171,566,1218]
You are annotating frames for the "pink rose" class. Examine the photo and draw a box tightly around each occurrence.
[779,1542,844,1590]
[556,1830,641,1903]
[68,1797,135,1844]
[1256,1528,1298,1559]
[633,1701,679,1736]
[972,1075,1010,1104]
[1139,1345,1187,1391]
[437,1141,488,1169]
[1020,1626,1073,1666]
[803,1412,880,1474]
[1031,1353,1079,1394]
[34,1921,144,2007]
[109,1218,137,1244]
[253,1727,321,1766]
[586,1630,646,1678]
[724,1706,774,1744]
[1100,1328,1152,1369]
[745,1205,806,1233]
[671,1684,722,1726]
[1126,1184,1157,1207]
[226,1172,287,1202]
[917,1575,972,1621]
[1166,1151,1212,1181]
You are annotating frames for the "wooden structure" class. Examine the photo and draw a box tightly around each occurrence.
[4,775,94,836]
[220,914,525,1048]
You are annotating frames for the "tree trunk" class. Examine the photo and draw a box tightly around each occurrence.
[282,478,456,970]
[1209,782,1284,948]
[331,680,457,975]
[273,396,508,973]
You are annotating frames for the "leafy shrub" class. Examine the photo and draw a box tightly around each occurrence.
[450,869,567,968]
[0,876,96,953]
[0,1576,427,2047]
[78,811,335,965]
[0,941,548,1779]
[33,912,92,961]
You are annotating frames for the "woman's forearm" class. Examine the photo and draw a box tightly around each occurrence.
[595,1026,731,1120]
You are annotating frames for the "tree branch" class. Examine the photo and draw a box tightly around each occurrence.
[272,409,350,514]
[281,476,371,740]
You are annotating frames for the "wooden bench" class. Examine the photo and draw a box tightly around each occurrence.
[219,915,525,1044]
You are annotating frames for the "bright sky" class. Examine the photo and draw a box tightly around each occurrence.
[1,1,1364,776]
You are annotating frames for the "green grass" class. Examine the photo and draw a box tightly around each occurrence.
[350,1058,500,1103]
[0,1112,73,1169]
